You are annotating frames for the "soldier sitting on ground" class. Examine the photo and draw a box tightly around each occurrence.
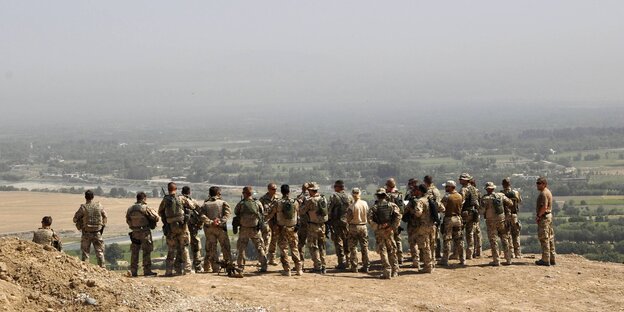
[32,216,62,251]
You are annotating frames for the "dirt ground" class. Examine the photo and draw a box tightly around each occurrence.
[145,251,624,312]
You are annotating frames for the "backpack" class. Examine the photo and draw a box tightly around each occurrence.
[282,198,296,220]
[317,195,328,217]
[163,195,184,222]
[428,197,441,226]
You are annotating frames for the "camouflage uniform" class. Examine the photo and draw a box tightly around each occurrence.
[180,195,203,272]
[300,193,328,272]
[537,188,556,264]
[404,197,420,269]
[267,195,302,275]
[409,196,435,273]
[426,185,442,260]
[369,197,401,279]
[460,184,480,260]
[386,188,405,263]
[440,190,465,265]
[473,187,483,258]
[200,196,232,272]
[296,190,310,265]
[481,187,513,266]
[73,201,107,267]
[234,198,268,271]
[501,187,523,257]
[328,190,353,268]
[32,227,62,251]
[346,197,370,272]
[159,194,192,275]
[259,192,279,264]
[126,201,160,275]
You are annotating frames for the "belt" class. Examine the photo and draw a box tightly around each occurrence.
[349,223,367,226]
[308,222,325,225]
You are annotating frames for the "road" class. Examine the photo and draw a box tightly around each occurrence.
[63,230,165,250]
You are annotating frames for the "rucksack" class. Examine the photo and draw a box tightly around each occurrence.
[317,195,328,217]
[428,197,441,226]
[282,198,296,219]
[163,195,184,222]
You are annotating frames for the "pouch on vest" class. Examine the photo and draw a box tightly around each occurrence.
[282,199,295,220]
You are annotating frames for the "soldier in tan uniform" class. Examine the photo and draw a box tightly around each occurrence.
[535,177,556,266]
[158,182,192,276]
[199,186,232,273]
[300,182,328,274]
[406,184,435,273]
[234,186,268,272]
[500,178,523,258]
[385,178,405,264]
[73,190,107,268]
[328,180,352,270]
[424,175,442,261]
[259,183,280,265]
[369,188,401,279]
[458,173,480,260]
[439,181,465,266]
[126,191,160,277]
[179,186,203,273]
[481,182,514,266]
[266,184,302,276]
[32,216,62,251]
[296,182,310,266]
[346,187,369,273]
[470,178,483,258]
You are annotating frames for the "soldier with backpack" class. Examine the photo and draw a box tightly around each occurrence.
[234,186,268,272]
[405,184,436,273]
[73,190,108,268]
[327,180,352,270]
[369,188,402,279]
[126,191,159,277]
[481,182,514,266]
[300,182,328,274]
[267,184,303,276]
[179,186,204,273]
[199,186,232,273]
[158,182,192,276]
[385,178,406,264]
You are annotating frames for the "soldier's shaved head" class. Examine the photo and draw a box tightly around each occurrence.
[41,216,52,226]
[85,190,94,201]
[209,186,221,197]
[243,186,253,197]
[182,186,191,195]
[168,182,177,192]
[136,191,147,202]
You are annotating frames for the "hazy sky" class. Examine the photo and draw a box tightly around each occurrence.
[1,1,623,124]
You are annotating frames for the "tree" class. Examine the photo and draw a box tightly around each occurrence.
[104,243,123,265]
[94,186,104,196]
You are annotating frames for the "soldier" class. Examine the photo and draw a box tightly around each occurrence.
[234,186,268,272]
[32,216,62,251]
[439,181,465,266]
[458,173,480,260]
[179,186,203,273]
[259,183,280,266]
[300,182,328,274]
[481,182,514,266]
[327,180,352,270]
[368,188,401,279]
[73,190,107,268]
[267,184,302,276]
[385,178,405,264]
[535,177,556,266]
[470,178,483,259]
[403,178,419,202]
[158,182,192,276]
[346,187,369,273]
[501,178,523,258]
[424,175,442,260]
[406,184,435,273]
[199,186,232,273]
[126,191,160,277]
[296,182,310,266]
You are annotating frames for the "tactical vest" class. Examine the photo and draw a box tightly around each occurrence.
[163,195,184,223]
[484,193,505,218]
[82,202,103,232]
[128,203,149,229]
[203,199,223,220]
[502,189,519,214]
[375,202,394,225]
[317,195,328,217]
[331,192,350,221]
[239,199,261,228]
[279,198,297,226]
[462,186,477,210]
[388,191,405,213]
[33,228,54,245]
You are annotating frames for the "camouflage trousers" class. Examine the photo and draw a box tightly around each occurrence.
[268,221,279,259]
[129,230,154,274]
[394,225,403,262]
[473,216,482,257]
[297,221,308,265]
[203,225,232,272]
[236,226,267,270]
[306,223,326,270]
[375,228,398,278]
[407,226,418,268]
[165,224,192,275]
[537,214,556,263]
[347,224,369,270]
[331,221,349,266]
[429,225,438,265]
[188,225,203,271]
[508,214,522,257]
[277,225,301,271]
[81,231,105,267]
[442,216,464,264]
[415,226,434,272]
[261,222,271,254]
[486,218,512,265]
[463,213,481,259]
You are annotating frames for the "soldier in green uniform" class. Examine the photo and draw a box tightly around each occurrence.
[234,186,268,272]
[369,188,402,279]
[126,191,160,276]
[73,190,107,268]
[327,180,352,270]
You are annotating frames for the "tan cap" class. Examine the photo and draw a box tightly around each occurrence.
[375,188,387,195]
[351,187,361,194]
[484,182,496,190]
[308,182,320,191]
[442,180,456,188]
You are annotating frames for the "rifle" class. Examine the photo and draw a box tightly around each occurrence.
[161,187,171,236]
[232,216,240,234]
[325,222,333,239]
[128,232,142,245]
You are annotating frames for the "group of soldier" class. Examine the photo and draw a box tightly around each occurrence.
[32,173,557,280]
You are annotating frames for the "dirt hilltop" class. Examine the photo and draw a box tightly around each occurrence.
[1,236,623,312]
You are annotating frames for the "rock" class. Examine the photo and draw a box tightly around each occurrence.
[86,279,97,287]
[85,297,98,305]
[0,261,7,272]
[43,245,55,251]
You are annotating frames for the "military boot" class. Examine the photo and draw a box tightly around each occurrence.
[268,253,278,266]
